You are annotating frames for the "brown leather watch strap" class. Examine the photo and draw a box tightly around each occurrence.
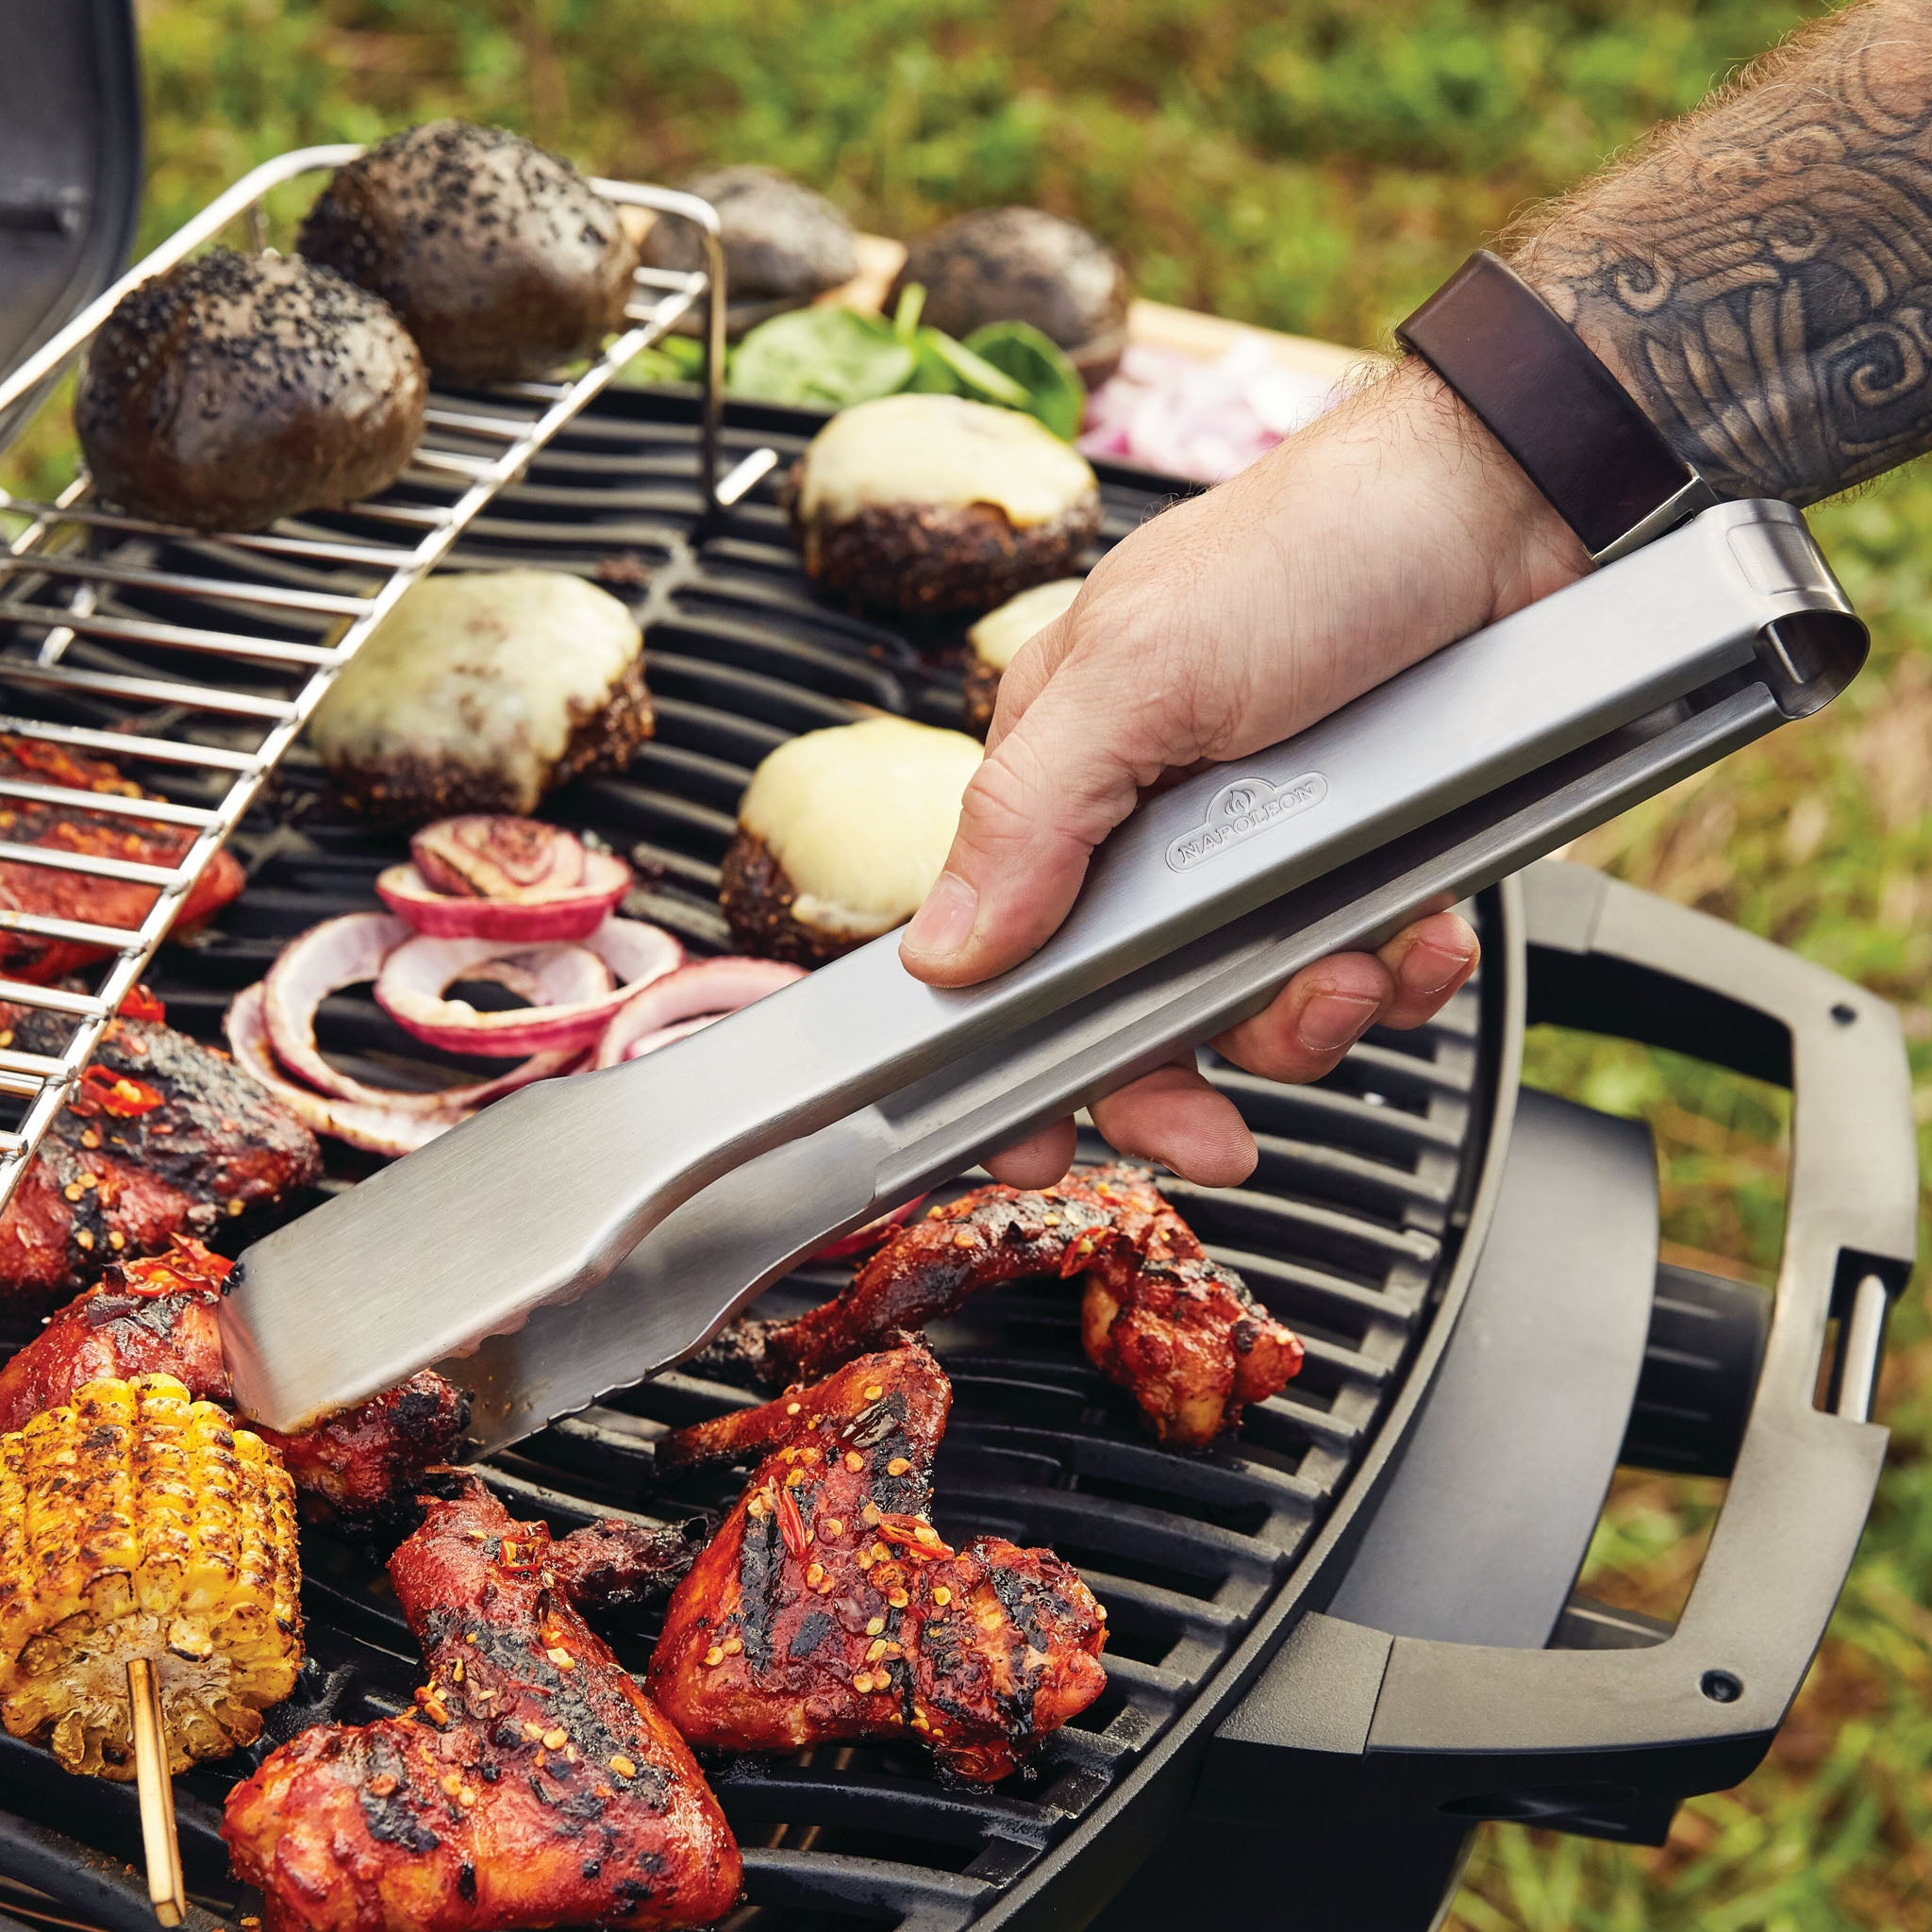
[1397,250,1717,565]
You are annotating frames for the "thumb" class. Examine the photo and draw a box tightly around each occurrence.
[982,608,1077,751]
[900,674,1153,987]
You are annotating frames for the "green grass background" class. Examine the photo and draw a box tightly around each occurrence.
[50,2,1932,1924]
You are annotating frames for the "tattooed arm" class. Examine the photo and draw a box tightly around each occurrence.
[899,0,1928,1192]
[1510,0,1932,503]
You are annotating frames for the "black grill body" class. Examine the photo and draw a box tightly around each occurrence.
[0,391,1914,1932]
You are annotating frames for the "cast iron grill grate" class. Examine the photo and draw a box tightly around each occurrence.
[0,389,1495,1932]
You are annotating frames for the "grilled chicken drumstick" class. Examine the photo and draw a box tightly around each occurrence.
[0,736,243,984]
[716,1164,1304,1448]
[650,1341,1107,1783]
[224,1479,742,1932]
[0,991,321,1308]
[0,1240,464,1524]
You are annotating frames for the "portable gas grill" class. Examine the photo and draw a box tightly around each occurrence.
[0,9,1918,1931]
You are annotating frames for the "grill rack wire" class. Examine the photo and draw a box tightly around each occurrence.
[0,144,740,1213]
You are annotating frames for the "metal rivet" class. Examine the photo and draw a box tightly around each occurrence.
[1700,1669,1743,1704]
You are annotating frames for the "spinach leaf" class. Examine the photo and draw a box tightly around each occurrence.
[964,322,1087,440]
[729,307,916,408]
[922,329,1033,408]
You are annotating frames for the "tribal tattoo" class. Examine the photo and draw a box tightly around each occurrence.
[1507,0,1932,505]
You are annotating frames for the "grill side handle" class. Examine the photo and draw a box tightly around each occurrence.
[1208,859,1917,1821]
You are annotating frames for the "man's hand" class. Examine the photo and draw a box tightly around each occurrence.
[897,0,1932,1191]
[900,367,1587,1187]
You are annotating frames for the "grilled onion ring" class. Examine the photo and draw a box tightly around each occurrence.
[592,956,806,1069]
[227,984,459,1158]
[375,852,631,941]
[263,911,581,1111]
[375,918,682,1058]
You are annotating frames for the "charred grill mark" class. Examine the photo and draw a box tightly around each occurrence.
[358,1791,441,1854]
[788,1608,835,1658]
[843,1392,906,1450]
[987,1562,1050,1738]
[736,1507,781,1672]
[358,1738,442,1857]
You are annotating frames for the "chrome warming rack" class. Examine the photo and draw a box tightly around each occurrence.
[0,143,743,1213]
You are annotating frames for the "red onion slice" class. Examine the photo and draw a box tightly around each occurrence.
[412,815,589,898]
[610,1013,723,1058]
[263,912,582,1111]
[593,956,807,1069]
[376,918,683,1058]
[227,984,464,1158]
[813,1196,929,1261]
[376,850,631,942]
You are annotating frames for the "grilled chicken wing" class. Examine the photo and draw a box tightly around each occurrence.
[718,1164,1304,1448]
[0,1240,464,1524]
[650,1341,1107,1783]
[0,736,243,984]
[0,993,321,1308]
[223,1479,741,1932]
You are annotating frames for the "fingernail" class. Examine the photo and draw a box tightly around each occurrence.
[903,871,978,960]
[1402,940,1472,998]
[1297,992,1379,1055]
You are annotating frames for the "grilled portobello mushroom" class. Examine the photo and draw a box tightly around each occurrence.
[308,569,652,825]
[75,248,426,532]
[889,208,1130,383]
[643,164,858,313]
[789,393,1101,618]
[299,120,641,384]
[721,716,982,965]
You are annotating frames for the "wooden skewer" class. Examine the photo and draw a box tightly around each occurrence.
[125,1657,185,1928]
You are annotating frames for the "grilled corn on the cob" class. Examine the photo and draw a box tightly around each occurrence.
[0,1374,302,1777]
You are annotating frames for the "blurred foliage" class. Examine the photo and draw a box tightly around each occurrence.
[39,0,1929,1922]
[132,0,1833,345]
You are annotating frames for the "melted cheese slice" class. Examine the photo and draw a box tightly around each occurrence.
[740,716,983,938]
[795,394,1098,530]
[967,577,1084,673]
[309,570,641,810]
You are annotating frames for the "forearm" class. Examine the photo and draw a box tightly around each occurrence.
[1508,0,1932,505]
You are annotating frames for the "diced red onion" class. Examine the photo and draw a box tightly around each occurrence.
[1078,341,1341,484]
[813,1196,929,1261]
[592,956,807,1069]
[227,984,463,1158]
[376,849,631,942]
[412,815,588,899]
[262,911,582,1111]
[376,918,683,1058]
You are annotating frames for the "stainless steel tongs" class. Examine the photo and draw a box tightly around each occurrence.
[219,498,1865,1450]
